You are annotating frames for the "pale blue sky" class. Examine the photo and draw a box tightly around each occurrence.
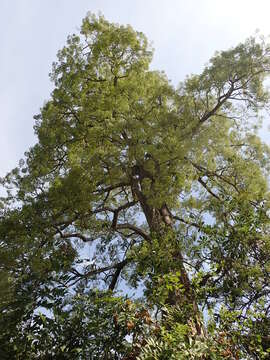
[1,0,270,176]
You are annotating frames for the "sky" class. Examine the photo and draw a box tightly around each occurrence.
[1,0,270,177]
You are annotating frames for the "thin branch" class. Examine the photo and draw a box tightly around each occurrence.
[199,83,234,125]
[57,231,93,243]
[198,177,221,201]
[116,223,151,241]
[173,216,202,230]
[111,200,138,229]
[69,258,131,286]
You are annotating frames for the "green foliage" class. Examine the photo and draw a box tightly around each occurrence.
[1,12,270,359]
[6,290,154,359]
[138,306,239,360]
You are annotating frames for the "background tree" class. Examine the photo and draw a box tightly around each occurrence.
[1,13,270,359]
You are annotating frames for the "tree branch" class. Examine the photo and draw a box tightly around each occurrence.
[198,177,221,201]
[198,83,234,125]
[116,223,151,241]
[108,258,130,290]
[69,258,131,286]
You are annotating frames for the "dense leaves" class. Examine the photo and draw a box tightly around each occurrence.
[1,13,270,359]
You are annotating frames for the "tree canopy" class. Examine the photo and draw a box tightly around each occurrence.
[1,13,270,359]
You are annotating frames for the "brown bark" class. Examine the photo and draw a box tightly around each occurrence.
[156,208,206,336]
[129,164,205,335]
[139,200,204,333]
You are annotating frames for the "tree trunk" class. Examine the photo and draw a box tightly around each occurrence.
[146,202,205,335]
[130,167,205,335]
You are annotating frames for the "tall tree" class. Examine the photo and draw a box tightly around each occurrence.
[1,13,270,359]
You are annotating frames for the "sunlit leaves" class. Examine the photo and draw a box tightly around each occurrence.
[1,13,270,359]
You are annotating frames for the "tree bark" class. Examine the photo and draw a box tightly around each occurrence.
[142,201,205,335]
[130,165,205,335]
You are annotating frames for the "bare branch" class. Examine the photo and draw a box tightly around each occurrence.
[173,215,202,230]
[111,200,138,228]
[116,223,151,241]
[57,231,93,243]
[69,258,131,287]
[108,258,130,290]
[198,177,221,201]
